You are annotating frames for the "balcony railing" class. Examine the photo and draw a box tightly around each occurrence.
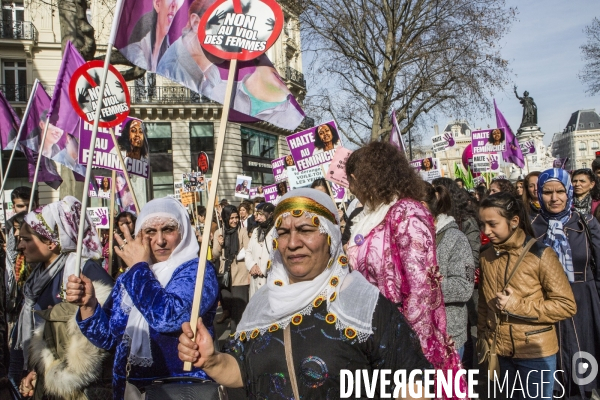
[285,66,305,87]
[129,86,215,104]
[0,84,216,105]
[0,84,53,102]
[0,20,36,40]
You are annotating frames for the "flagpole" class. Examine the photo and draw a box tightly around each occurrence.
[28,116,51,212]
[0,150,7,235]
[73,0,125,277]
[108,170,116,276]
[0,79,39,208]
[184,58,238,372]
[109,128,139,211]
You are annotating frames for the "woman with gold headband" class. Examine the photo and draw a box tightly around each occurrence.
[179,188,431,398]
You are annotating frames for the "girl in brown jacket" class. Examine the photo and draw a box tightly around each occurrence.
[478,192,576,399]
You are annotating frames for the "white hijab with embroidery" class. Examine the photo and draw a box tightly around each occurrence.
[236,188,380,342]
[121,197,199,366]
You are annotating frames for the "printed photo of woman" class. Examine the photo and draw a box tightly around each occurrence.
[117,119,149,161]
[313,123,340,153]
[488,128,505,146]
[421,157,433,171]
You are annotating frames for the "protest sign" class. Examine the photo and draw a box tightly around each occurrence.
[197,152,210,174]
[471,129,502,173]
[262,183,279,203]
[330,182,346,203]
[286,121,342,172]
[79,118,149,178]
[432,131,456,153]
[272,156,288,183]
[287,165,324,189]
[234,175,252,199]
[115,172,137,214]
[89,176,112,199]
[182,172,205,193]
[87,207,110,229]
[409,158,442,183]
[199,0,283,61]
[519,140,536,155]
[325,147,352,188]
[69,61,130,128]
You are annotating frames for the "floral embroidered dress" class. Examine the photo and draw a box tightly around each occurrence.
[347,198,466,399]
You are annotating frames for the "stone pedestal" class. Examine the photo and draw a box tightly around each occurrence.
[517,125,549,175]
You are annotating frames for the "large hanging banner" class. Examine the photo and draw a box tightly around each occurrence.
[78,117,149,178]
[471,129,502,173]
[286,121,342,172]
[113,0,304,130]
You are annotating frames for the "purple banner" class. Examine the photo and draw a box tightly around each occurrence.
[263,183,279,203]
[114,0,304,131]
[494,99,525,168]
[0,90,20,150]
[79,117,149,178]
[47,41,85,139]
[286,120,341,172]
[115,171,137,214]
[471,129,501,173]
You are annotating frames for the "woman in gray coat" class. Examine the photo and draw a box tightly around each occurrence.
[423,183,475,359]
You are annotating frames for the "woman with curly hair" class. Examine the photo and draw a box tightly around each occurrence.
[523,171,541,218]
[346,141,466,399]
[489,178,517,197]
[313,123,340,153]
[572,168,600,215]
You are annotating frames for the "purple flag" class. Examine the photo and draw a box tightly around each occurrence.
[494,99,525,168]
[0,90,21,151]
[19,83,63,189]
[389,109,407,153]
[47,41,86,138]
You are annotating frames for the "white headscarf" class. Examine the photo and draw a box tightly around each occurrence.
[236,188,380,343]
[121,197,199,367]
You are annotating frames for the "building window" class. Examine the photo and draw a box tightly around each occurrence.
[242,170,274,187]
[580,123,585,128]
[2,60,26,101]
[456,149,460,157]
[579,142,587,151]
[146,122,173,199]
[592,141,599,150]
[241,127,278,159]
[190,123,214,153]
[591,123,595,128]
[582,162,587,169]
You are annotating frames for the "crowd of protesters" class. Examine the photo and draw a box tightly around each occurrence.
[0,143,600,399]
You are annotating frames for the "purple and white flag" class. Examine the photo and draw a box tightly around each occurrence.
[389,109,407,153]
[0,90,21,151]
[494,99,525,168]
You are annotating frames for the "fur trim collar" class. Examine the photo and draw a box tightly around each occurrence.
[28,280,113,399]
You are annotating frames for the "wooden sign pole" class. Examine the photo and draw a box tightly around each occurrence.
[108,170,116,276]
[109,127,140,212]
[184,59,238,371]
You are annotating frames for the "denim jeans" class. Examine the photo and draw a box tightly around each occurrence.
[497,354,556,399]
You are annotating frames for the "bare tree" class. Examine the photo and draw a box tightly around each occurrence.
[298,0,516,146]
[580,17,600,95]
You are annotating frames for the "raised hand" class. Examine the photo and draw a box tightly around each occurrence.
[178,318,215,368]
[114,226,151,268]
[443,132,455,147]
[489,154,499,170]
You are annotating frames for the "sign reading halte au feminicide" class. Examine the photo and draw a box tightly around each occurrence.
[68,60,130,128]
[198,0,284,61]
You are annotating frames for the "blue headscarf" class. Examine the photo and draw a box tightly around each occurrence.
[537,168,574,282]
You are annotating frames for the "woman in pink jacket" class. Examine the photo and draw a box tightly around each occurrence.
[346,141,465,399]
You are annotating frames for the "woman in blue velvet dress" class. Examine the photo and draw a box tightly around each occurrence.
[67,197,219,399]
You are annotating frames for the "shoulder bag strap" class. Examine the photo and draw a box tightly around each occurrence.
[577,211,598,280]
[284,325,301,400]
[502,238,537,292]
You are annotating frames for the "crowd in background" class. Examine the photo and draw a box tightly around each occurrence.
[0,143,599,399]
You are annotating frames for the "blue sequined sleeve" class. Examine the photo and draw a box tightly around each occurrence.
[77,294,118,351]
[119,259,219,334]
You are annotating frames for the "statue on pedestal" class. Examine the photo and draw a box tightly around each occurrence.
[514,86,538,129]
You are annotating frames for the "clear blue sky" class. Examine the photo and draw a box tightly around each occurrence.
[464,0,599,144]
